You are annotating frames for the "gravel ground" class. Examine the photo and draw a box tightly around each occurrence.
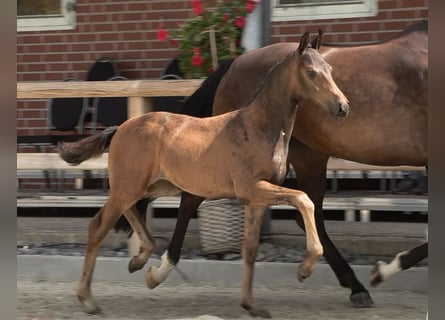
[17,278,428,320]
[16,241,428,267]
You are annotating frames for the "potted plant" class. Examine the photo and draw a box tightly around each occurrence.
[157,0,259,79]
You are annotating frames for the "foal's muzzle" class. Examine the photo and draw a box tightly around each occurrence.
[328,101,349,118]
[336,102,349,118]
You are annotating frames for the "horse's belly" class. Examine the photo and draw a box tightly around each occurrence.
[160,157,236,199]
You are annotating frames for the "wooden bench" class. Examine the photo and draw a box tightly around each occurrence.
[17,153,427,222]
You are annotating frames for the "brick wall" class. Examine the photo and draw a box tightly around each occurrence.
[271,0,428,44]
[17,0,428,139]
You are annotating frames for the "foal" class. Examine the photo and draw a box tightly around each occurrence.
[59,32,349,316]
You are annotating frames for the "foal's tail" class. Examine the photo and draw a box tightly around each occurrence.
[179,58,235,117]
[58,126,118,165]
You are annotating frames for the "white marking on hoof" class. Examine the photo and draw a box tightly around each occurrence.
[145,251,174,289]
[374,258,401,282]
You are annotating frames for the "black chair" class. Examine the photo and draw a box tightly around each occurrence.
[17,78,89,150]
[152,56,186,113]
[84,57,120,125]
[17,78,89,189]
[91,76,128,133]
[85,57,119,81]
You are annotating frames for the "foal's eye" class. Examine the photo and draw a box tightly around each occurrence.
[306,70,316,79]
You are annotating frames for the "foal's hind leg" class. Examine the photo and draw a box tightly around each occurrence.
[77,196,124,314]
[124,204,156,273]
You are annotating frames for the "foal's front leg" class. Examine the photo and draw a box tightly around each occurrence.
[241,205,270,318]
[248,181,323,280]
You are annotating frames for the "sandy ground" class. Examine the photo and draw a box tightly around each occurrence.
[17,278,427,320]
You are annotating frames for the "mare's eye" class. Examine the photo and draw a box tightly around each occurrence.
[306,70,316,79]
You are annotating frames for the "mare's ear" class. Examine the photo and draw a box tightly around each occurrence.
[310,29,323,50]
[298,31,310,55]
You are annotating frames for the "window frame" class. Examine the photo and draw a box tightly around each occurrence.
[17,0,76,32]
[271,0,378,22]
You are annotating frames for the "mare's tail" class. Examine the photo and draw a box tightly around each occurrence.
[179,58,235,117]
[58,126,118,165]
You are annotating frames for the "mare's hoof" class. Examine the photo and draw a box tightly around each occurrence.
[128,257,143,273]
[145,266,161,289]
[369,262,384,287]
[350,291,374,308]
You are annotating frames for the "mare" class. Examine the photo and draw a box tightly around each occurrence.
[148,20,428,309]
[58,32,349,316]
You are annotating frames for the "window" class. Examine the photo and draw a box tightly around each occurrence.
[271,0,377,21]
[17,0,76,32]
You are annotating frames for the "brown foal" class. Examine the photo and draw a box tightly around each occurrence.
[59,32,349,317]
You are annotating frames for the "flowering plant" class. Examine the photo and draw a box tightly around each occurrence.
[157,0,259,79]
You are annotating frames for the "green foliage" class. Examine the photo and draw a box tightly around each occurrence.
[159,1,256,78]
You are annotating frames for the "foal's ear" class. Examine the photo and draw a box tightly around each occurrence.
[298,31,310,55]
[310,29,323,50]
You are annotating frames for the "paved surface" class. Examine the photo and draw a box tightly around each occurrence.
[17,278,427,320]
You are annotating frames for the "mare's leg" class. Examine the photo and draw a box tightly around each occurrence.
[125,204,156,273]
[146,192,205,289]
[288,138,373,307]
[238,180,323,318]
[240,205,270,318]
[369,242,428,287]
[77,195,125,314]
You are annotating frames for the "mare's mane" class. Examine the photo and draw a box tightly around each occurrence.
[323,19,427,48]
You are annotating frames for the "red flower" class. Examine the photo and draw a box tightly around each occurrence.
[234,16,245,28]
[191,47,204,68]
[156,23,168,41]
[190,0,203,15]
[245,1,257,14]
[222,13,230,22]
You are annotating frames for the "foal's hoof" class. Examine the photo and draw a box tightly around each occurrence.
[80,298,102,315]
[128,257,143,273]
[296,264,311,282]
[145,266,161,289]
[242,303,271,318]
[350,291,374,308]
[249,308,271,318]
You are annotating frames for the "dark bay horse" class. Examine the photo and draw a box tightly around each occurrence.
[149,20,428,309]
[58,32,349,316]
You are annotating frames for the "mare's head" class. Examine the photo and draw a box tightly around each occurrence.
[295,31,349,118]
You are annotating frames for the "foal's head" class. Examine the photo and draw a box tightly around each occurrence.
[295,31,349,118]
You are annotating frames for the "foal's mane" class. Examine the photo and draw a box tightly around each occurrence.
[241,49,299,108]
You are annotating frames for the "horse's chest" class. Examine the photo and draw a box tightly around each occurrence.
[270,139,289,183]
